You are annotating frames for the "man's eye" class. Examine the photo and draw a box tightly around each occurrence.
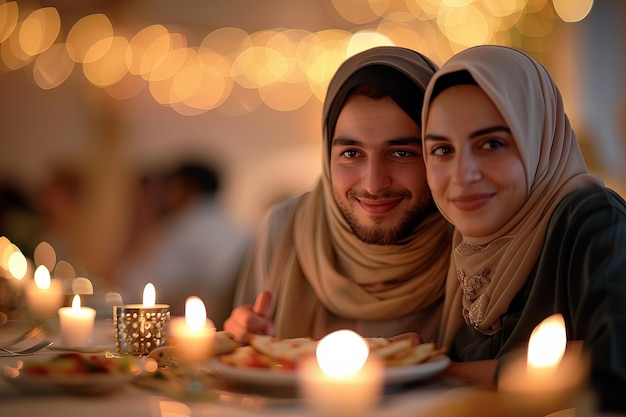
[341,150,359,158]
[391,150,414,158]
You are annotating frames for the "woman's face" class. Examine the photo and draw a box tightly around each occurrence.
[424,84,527,238]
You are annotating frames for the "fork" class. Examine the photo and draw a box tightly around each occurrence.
[0,340,53,356]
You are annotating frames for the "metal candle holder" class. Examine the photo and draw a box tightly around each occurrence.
[113,304,170,356]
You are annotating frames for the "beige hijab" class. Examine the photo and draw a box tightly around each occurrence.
[420,45,604,348]
[268,47,452,339]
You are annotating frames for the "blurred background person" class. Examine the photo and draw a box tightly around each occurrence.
[112,158,252,327]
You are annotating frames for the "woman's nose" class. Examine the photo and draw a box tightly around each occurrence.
[453,152,482,185]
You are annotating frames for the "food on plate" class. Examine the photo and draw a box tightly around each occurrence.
[217,334,446,371]
[149,331,241,368]
[20,353,138,377]
[213,331,241,355]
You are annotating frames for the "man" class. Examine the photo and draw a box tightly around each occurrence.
[224,46,452,342]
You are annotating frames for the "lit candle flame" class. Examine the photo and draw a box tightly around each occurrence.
[527,313,566,375]
[316,329,369,377]
[143,283,156,307]
[71,294,81,310]
[185,296,207,330]
[34,265,51,289]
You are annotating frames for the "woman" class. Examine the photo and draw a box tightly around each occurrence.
[422,45,626,412]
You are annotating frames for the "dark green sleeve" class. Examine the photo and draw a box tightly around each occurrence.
[453,186,626,412]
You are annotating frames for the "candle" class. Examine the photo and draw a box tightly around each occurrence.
[58,294,96,347]
[169,296,216,365]
[113,283,170,356]
[298,329,384,417]
[25,265,64,318]
[498,314,589,416]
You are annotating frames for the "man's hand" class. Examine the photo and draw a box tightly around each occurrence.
[224,291,275,343]
[388,332,424,345]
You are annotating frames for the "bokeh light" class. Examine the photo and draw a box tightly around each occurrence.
[0,0,596,114]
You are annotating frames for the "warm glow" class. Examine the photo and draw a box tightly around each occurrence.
[83,36,130,86]
[34,241,56,271]
[143,283,156,307]
[7,251,27,280]
[0,0,598,112]
[331,0,388,25]
[72,277,93,295]
[437,3,492,47]
[2,21,33,70]
[184,296,207,330]
[552,0,593,23]
[66,13,114,63]
[346,30,394,56]
[1,239,17,269]
[34,265,51,290]
[0,1,19,43]
[316,330,369,377]
[126,24,170,75]
[527,314,567,372]
[19,7,60,56]
[71,294,81,310]
[140,32,186,81]
[33,42,75,89]
[54,260,76,279]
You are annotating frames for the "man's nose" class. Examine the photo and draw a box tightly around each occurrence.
[362,157,392,194]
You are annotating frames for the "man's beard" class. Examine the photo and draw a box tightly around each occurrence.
[334,190,434,245]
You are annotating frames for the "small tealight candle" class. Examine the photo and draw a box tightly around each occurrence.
[298,329,384,417]
[498,314,589,416]
[25,265,64,318]
[113,283,171,356]
[58,294,96,347]
[169,296,216,365]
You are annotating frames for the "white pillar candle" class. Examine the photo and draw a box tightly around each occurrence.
[58,294,96,347]
[25,265,64,318]
[498,314,589,416]
[169,296,216,365]
[299,329,384,417]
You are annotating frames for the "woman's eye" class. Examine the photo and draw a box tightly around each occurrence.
[482,139,505,150]
[430,146,450,156]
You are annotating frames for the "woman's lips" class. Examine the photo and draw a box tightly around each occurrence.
[450,194,493,211]
[358,199,401,214]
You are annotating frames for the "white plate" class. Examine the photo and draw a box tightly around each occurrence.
[211,355,450,388]
[1,355,139,395]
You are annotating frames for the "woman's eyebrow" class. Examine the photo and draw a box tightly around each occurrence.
[425,125,511,142]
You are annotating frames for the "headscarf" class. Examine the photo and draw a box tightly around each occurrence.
[420,45,604,347]
[268,46,452,338]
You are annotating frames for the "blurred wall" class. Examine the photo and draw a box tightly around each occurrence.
[0,0,624,283]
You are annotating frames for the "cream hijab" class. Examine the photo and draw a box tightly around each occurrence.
[420,45,604,347]
[268,47,452,338]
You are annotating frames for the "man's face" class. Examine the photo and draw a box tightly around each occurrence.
[330,94,433,245]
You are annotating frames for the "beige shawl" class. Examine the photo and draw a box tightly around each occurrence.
[238,46,452,340]
[421,45,604,348]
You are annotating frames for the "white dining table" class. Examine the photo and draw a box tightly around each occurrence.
[0,319,459,417]
[0,320,621,417]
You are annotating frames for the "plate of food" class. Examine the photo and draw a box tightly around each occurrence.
[211,334,450,388]
[1,352,141,395]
